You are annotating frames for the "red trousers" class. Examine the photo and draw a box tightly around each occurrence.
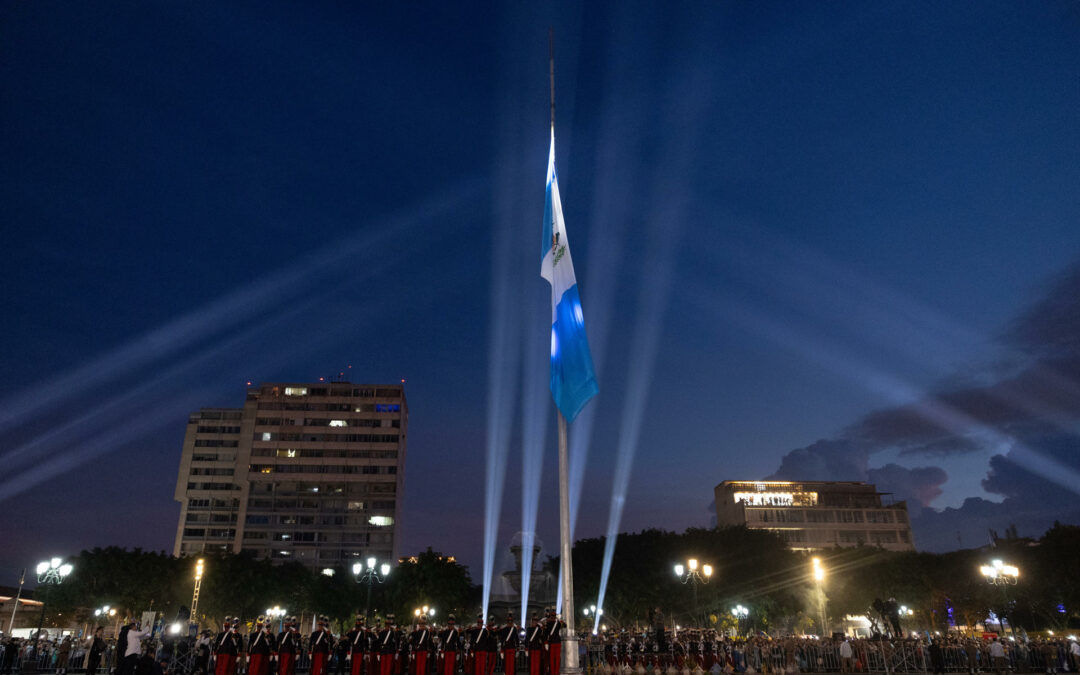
[502,650,515,675]
[473,652,490,673]
[414,652,430,675]
[215,655,237,675]
[368,654,380,675]
[351,655,366,675]
[441,652,457,675]
[528,650,542,675]
[380,654,397,675]
[249,654,267,675]
[312,653,328,675]
[546,646,560,675]
[279,654,295,675]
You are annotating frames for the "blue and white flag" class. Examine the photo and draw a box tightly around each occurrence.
[541,130,598,423]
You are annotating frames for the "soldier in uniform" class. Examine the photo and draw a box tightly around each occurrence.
[214,618,243,675]
[542,609,565,675]
[474,617,498,675]
[310,616,334,675]
[464,616,482,675]
[525,615,544,675]
[376,615,400,675]
[346,617,369,675]
[410,616,434,675]
[438,615,461,675]
[248,616,273,675]
[277,617,301,675]
[498,614,519,675]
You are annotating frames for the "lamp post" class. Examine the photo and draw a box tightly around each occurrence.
[352,558,391,621]
[93,605,120,637]
[413,606,436,626]
[674,558,713,627]
[731,605,748,638]
[811,558,827,636]
[980,560,1019,635]
[582,605,604,635]
[33,558,72,650]
[266,606,287,633]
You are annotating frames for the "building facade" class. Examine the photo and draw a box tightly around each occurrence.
[173,382,406,570]
[714,480,915,552]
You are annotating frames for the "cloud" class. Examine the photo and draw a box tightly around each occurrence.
[767,439,948,513]
[767,260,1080,549]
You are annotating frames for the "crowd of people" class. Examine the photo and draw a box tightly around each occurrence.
[2,614,1079,675]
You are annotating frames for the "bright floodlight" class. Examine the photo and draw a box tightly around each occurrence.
[814,566,825,581]
[169,623,182,635]
[674,564,684,577]
[703,564,713,578]
[59,564,73,577]
[95,610,102,617]
[195,559,204,580]
[415,609,421,617]
[322,568,335,577]
[367,557,376,570]
[429,608,435,617]
[352,562,362,575]
[36,562,49,575]
[583,608,590,616]
[50,558,61,569]
[380,563,391,576]
[980,565,994,577]
[688,558,698,572]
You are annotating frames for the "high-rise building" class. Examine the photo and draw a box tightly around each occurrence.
[173,382,407,569]
[714,480,915,552]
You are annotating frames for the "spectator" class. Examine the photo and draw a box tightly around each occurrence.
[838,639,853,674]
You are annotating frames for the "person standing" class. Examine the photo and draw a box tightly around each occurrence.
[311,617,334,675]
[214,619,243,675]
[121,623,151,675]
[376,616,400,675]
[86,628,107,675]
[473,618,497,675]
[410,616,434,675]
[438,615,461,675]
[248,617,273,675]
[542,609,565,675]
[525,616,543,675]
[498,614,519,675]
[346,617,369,675]
[276,618,301,675]
[988,637,1007,675]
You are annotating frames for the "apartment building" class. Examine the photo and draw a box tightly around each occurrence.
[173,382,406,569]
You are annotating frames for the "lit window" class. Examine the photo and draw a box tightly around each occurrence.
[262,432,272,441]
[284,387,308,396]
[368,516,394,527]
[329,420,347,427]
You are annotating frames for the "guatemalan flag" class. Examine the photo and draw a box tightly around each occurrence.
[541,130,598,423]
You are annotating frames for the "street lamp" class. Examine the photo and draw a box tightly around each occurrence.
[33,558,72,649]
[731,605,748,637]
[980,560,1019,635]
[674,557,713,626]
[811,558,827,636]
[412,606,436,623]
[266,606,287,632]
[352,558,391,622]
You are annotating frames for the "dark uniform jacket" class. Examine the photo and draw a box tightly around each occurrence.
[376,628,400,655]
[525,625,544,651]
[439,627,461,652]
[499,626,519,650]
[278,632,301,654]
[310,630,333,655]
[215,632,242,655]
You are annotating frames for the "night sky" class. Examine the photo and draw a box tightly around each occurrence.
[3,1,1080,585]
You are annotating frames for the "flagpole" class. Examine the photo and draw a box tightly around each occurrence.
[550,28,580,675]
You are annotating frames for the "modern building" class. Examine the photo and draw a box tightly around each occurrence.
[173,382,407,570]
[714,480,915,552]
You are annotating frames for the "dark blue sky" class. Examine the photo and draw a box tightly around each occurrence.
[2,1,1079,583]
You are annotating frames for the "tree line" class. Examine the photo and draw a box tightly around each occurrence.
[40,523,1080,635]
